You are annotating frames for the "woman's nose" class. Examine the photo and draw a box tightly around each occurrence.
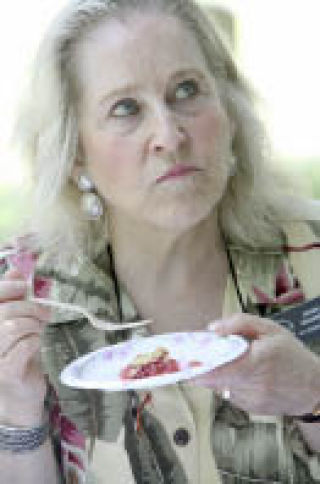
[149,109,188,155]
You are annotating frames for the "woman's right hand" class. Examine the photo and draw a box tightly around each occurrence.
[0,268,51,427]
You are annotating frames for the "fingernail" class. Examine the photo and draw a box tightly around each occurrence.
[207,321,223,333]
[6,268,25,279]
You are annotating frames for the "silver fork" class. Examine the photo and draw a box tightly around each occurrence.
[30,297,152,331]
[1,249,151,331]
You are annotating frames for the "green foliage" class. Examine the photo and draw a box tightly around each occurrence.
[290,158,320,199]
[0,185,30,244]
[306,161,320,199]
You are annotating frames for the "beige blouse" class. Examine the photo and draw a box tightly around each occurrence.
[33,220,320,483]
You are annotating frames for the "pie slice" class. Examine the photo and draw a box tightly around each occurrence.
[120,347,180,380]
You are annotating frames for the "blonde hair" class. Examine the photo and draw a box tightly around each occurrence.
[15,0,318,260]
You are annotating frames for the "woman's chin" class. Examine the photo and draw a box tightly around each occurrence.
[143,199,219,232]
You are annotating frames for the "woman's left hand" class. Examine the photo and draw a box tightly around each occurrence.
[193,314,320,416]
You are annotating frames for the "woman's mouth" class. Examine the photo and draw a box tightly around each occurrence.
[156,165,202,184]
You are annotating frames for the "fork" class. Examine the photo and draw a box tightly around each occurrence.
[30,297,152,332]
[1,249,151,331]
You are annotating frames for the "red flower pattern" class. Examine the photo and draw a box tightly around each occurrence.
[253,262,305,307]
[49,386,87,482]
[5,248,52,297]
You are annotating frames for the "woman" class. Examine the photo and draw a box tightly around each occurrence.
[0,0,319,482]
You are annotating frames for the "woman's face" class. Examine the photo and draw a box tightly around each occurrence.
[76,13,234,230]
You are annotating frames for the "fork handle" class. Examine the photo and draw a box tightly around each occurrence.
[30,297,151,331]
[30,297,93,322]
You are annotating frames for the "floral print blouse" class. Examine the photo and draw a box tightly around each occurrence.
[1,221,320,483]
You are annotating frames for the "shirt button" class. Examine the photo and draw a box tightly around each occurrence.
[173,428,190,446]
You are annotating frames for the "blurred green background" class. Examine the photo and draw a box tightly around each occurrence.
[0,184,31,245]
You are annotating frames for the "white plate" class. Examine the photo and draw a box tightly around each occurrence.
[60,331,248,391]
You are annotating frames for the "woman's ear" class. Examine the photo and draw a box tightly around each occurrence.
[71,162,83,185]
[71,142,86,184]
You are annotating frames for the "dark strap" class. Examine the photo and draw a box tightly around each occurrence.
[107,243,123,322]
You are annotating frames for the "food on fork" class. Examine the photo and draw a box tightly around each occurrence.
[120,347,181,380]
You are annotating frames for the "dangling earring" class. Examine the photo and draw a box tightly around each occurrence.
[77,174,104,220]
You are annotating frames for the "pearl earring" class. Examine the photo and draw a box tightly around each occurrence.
[77,174,104,220]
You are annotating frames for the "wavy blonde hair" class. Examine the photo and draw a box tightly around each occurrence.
[15,0,318,260]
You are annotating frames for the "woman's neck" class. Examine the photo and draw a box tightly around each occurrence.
[106,209,229,332]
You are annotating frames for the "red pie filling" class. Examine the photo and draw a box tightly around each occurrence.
[120,347,181,380]
[188,360,202,368]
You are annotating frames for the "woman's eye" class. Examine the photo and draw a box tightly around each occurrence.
[175,79,199,100]
[111,98,140,117]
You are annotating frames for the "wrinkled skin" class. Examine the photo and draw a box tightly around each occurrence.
[0,269,50,426]
[193,315,320,417]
